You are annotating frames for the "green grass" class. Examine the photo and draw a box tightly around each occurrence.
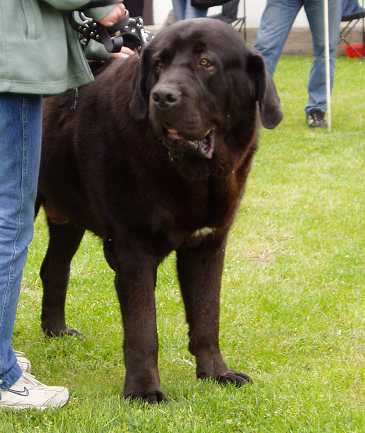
[2,56,365,432]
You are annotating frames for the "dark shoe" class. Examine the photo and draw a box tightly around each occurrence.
[342,9,365,22]
[306,110,327,128]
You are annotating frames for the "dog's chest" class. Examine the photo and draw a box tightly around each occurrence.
[146,177,239,249]
[190,226,216,241]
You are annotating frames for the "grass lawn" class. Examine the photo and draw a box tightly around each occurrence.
[2,56,364,432]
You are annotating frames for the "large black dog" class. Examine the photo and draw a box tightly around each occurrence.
[37,18,282,402]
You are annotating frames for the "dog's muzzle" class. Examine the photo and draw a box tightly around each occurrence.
[163,127,215,159]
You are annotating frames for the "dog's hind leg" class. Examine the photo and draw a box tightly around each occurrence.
[177,237,252,387]
[40,221,85,337]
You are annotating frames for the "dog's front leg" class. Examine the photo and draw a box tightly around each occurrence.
[177,236,252,386]
[108,243,165,403]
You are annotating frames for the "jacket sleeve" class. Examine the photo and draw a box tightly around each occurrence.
[40,1,114,20]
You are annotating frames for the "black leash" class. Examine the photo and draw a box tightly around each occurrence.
[70,11,152,53]
[69,1,153,111]
[70,10,126,53]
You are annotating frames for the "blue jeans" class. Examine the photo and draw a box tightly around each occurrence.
[342,0,364,16]
[0,94,42,389]
[172,0,208,20]
[255,0,342,114]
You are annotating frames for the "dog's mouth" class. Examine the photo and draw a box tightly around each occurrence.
[163,127,215,159]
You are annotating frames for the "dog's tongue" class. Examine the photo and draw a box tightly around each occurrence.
[166,128,214,159]
[167,128,183,140]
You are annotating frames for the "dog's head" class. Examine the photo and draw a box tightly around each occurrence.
[130,19,282,161]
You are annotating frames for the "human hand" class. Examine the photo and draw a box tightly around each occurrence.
[111,46,137,59]
[97,3,128,27]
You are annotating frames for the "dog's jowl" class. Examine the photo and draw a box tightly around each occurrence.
[37,18,282,403]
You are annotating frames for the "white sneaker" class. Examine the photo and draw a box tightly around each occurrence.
[14,351,31,373]
[0,372,69,410]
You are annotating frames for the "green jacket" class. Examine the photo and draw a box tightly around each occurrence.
[0,0,114,94]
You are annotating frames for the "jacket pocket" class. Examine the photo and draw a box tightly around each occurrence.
[20,0,43,39]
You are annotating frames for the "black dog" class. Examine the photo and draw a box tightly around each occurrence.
[37,18,282,402]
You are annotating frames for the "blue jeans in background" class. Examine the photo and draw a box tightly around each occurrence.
[0,94,42,389]
[255,0,342,114]
[342,0,364,17]
[172,0,208,20]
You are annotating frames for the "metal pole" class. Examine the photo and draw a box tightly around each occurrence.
[324,0,332,130]
[363,0,365,49]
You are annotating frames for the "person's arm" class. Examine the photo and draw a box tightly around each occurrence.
[42,0,130,59]
[40,0,124,22]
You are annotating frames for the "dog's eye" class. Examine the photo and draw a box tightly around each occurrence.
[199,57,216,73]
[199,57,212,68]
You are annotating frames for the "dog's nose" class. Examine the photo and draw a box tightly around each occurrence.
[151,86,180,109]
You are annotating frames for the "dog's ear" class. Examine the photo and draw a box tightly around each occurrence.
[129,46,152,120]
[246,50,283,129]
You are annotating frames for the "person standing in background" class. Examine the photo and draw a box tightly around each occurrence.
[342,0,365,18]
[255,0,342,128]
[172,0,208,20]
[0,0,127,410]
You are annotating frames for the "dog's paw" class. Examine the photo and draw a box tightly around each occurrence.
[124,390,167,404]
[199,370,253,386]
[43,327,84,338]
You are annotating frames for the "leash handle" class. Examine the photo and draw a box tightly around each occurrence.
[70,10,152,53]
[70,11,125,53]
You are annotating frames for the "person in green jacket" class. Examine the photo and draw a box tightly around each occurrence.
[0,0,127,410]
